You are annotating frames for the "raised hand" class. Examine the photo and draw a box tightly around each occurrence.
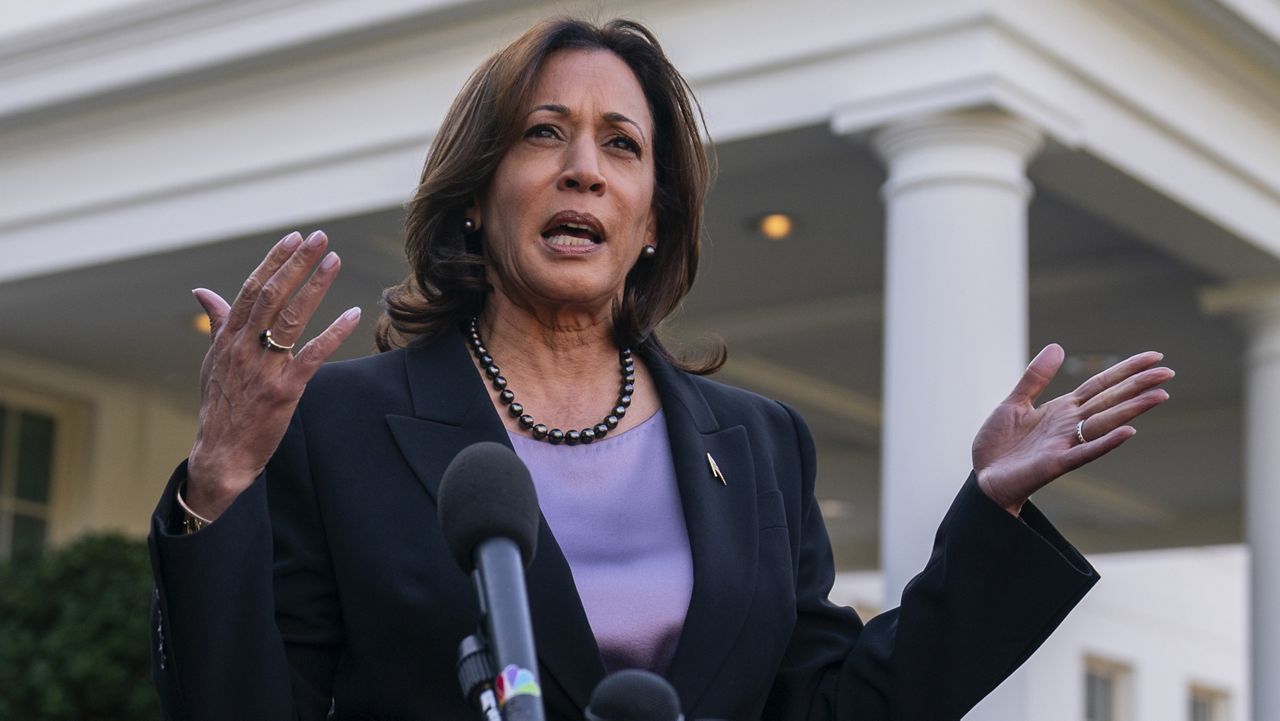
[185,230,361,521]
[971,344,1173,516]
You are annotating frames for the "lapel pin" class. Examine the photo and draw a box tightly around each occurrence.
[706,452,727,486]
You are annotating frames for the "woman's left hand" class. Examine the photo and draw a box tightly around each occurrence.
[971,344,1173,515]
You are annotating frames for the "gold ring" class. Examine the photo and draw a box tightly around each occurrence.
[1075,419,1087,445]
[259,329,295,353]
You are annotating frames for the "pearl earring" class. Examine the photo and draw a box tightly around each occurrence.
[462,218,477,233]
[641,244,656,259]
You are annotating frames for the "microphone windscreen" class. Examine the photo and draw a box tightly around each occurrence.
[438,441,540,572]
[586,669,683,721]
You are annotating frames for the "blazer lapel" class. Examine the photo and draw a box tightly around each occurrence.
[384,331,502,503]
[384,329,606,711]
[645,351,760,714]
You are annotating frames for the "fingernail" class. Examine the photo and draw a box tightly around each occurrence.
[305,230,326,248]
[321,252,339,270]
[282,232,302,249]
[342,306,362,321]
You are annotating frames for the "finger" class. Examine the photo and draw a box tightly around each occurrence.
[245,230,330,337]
[1079,366,1174,418]
[1071,350,1164,403]
[1080,388,1169,441]
[1059,425,1137,473]
[224,231,304,333]
[1004,344,1064,405]
[290,307,362,379]
[192,288,231,341]
[265,252,342,347]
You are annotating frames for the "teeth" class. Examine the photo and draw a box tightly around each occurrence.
[545,234,595,247]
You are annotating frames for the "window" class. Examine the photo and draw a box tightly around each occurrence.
[1086,670,1116,721]
[1085,657,1130,721]
[0,402,58,560]
[1190,685,1228,721]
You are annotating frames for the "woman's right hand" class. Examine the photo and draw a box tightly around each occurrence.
[185,230,362,522]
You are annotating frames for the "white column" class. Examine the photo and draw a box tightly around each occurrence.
[1246,314,1280,721]
[1202,282,1280,721]
[872,109,1043,602]
[1245,313,1279,721]
[1235,291,1280,721]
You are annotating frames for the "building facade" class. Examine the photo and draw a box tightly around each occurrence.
[1,1,1276,718]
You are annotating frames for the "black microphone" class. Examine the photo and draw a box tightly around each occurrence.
[439,442,545,721]
[585,669,684,721]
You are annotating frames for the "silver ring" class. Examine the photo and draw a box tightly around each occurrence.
[259,328,295,353]
[1075,419,1087,445]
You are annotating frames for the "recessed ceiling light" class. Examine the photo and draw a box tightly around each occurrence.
[758,213,794,240]
[192,313,212,335]
[1063,353,1121,377]
[818,498,852,521]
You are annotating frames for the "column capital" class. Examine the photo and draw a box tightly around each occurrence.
[1201,280,1280,367]
[873,109,1044,163]
[869,108,1044,200]
[1201,280,1280,326]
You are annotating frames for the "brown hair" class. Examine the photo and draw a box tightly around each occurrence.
[375,17,723,373]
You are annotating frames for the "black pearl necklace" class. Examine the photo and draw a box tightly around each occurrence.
[467,318,635,445]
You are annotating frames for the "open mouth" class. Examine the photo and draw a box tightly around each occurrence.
[541,212,604,247]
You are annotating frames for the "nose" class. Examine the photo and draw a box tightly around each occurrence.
[557,139,606,195]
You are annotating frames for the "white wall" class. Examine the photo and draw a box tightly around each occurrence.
[0,348,196,540]
[835,545,1249,721]
[1030,546,1249,721]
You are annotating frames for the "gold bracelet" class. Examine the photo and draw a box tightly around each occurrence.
[176,483,213,535]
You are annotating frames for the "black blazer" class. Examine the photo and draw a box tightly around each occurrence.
[149,328,1098,721]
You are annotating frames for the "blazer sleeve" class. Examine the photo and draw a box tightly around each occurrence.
[763,403,1099,721]
[147,410,342,721]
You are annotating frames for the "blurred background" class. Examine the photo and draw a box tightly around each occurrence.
[0,0,1276,719]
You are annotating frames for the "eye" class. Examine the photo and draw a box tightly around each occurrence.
[607,134,641,156]
[525,124,562,141]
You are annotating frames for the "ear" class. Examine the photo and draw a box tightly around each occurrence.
[467,201,483,231]
[645,212,657,250]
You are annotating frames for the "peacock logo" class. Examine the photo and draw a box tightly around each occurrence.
[496,664,542,706]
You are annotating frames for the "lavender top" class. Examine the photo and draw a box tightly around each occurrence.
[508,410,693,674]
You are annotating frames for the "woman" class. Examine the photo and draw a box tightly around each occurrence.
[149,17,1173,721]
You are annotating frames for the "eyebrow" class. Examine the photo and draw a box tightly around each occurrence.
[530,103,646,142]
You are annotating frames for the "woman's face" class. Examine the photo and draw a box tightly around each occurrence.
[476,49,656,315]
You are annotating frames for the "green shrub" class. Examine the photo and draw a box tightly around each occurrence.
[0,533,160,721]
